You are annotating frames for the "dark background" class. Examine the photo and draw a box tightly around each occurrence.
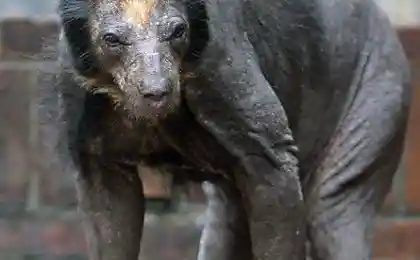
[0,1,420,259]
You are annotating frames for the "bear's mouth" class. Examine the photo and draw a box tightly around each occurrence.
[120,81,180,122]
[86,73,181,122]
[136,77,173,102]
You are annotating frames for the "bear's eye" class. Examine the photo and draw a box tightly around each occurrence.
[161,18,188,41]
[102,33,122,47]
[169,21,187,39]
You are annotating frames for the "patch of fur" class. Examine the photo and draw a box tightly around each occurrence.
[121,0,157,26]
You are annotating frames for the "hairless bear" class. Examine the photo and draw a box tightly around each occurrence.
[38,0,411,259]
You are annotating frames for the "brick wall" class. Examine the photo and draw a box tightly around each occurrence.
[1,18,420,260]
[371,28,420,260]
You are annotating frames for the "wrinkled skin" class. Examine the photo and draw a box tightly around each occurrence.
[38,0,411,259]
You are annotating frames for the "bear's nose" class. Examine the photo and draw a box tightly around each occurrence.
[143,89,168,101]
[142,79,170,101]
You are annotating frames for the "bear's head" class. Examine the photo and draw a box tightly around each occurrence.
[58,0,208,123]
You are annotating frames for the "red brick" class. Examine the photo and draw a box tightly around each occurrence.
[398,28,420,70]
[395,28,420,213]
[41,221,87,254]
[0,70,34,216]
[403,79,420,212]
[0,19,59,60]
[0,69,33,138]
[138,166,173,198]
[0,219,86,254]
[372,218,420,259]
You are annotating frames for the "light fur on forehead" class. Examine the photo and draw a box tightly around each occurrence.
[121,0,157,25]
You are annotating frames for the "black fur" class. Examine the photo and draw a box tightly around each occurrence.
[183,0,209,62]
[58,0,209,76]
[58,0,101,77]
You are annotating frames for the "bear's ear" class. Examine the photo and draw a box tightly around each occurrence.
[183,0,209,62]
[58,0,101,77]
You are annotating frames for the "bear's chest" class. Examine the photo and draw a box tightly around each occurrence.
[78,94,237,182]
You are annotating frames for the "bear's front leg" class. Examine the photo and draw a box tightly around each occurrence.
[75,154,145,260]
[197,179,252,260]
[184,37,306,260]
